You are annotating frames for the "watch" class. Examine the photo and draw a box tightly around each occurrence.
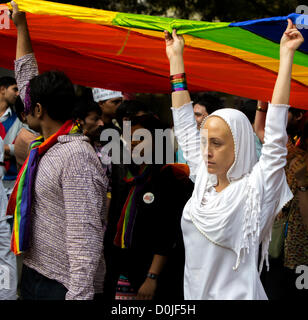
[256,106,267,113]
[298,185,308,192]
[147,272,158,280]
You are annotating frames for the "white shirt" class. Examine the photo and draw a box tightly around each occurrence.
[0,137,8,221]
[0,107,24,155]
[172,102,292,300]
[0,107,25,195]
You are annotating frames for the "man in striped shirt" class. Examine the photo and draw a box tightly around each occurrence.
[11,2,108,300]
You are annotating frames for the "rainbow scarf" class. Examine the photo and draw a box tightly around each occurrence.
[6,120,76,255]
[114,165,151,249]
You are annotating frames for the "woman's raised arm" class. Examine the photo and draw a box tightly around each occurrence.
[255,19,304,225]
[271,19,304,105]
[165,29,202,180]
[164,29,190,108]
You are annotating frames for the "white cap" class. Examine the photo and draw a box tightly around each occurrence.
[92,88,123,103]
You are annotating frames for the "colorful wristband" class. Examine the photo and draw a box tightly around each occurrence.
[170,73,187,92]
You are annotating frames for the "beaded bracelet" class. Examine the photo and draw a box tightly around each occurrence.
[170,73,187,92]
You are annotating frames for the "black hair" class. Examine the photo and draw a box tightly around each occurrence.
[287,107,306,139]
[72,97,102,122]
[28,70,76,122]
[0,76,17,89]
[116,100,153,125]
[289,107,306,118]
[129,114,173,165]
[193,93,223,115]
[130,113,166,135]
[13,96,25,122]
[299,121,308,151]
[239,99,257,125]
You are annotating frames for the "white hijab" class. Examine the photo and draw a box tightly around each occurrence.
[189,108,278,272]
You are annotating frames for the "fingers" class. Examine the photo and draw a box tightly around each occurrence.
[284,28,304,42]
[286,18,293,31]
[287,30,302,38]
[285,28,299,34]
[164,29,178,42]
[173,28,185,42]
[286,18,297,30]
[172,28,178,39]
[286,30,300,37]
[285,18,301,33]
[164,30,172,42]
[284,18,304,42]
[10,0,18,12]
[164,29,184,42]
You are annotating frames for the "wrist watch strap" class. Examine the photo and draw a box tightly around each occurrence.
[298,185,308,192]
[147,272,158,279]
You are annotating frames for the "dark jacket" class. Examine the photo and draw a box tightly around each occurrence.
[103,163,193,300]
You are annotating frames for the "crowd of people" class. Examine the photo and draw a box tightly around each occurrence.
[0,1,307,300]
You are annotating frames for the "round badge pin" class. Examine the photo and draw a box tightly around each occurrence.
[143,192,154,204]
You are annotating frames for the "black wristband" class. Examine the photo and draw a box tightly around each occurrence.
[147,272,158,280]
[256,106,267,113]
[298,185,308,192]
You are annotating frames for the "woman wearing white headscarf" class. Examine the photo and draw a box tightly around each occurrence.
[164,19,304,300]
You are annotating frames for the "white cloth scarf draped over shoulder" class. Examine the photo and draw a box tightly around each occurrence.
[189,107,292,273]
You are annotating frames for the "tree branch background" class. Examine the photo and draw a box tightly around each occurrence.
[53,0,300,22]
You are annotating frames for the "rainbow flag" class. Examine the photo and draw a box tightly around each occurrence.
[0,0,307,109]
[6,120,76,255]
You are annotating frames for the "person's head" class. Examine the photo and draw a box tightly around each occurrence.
[72,98,104,141]
[128,114,169,167]
[287,107,306,136]
[201,116,235,179]
[193,103,208,129]
[200,108,256,182]
[24,70,76,132]
[0,76,19,107]
[115,100,153,128]
[193,94,223,129]
[299,121,308,151]
[239,100,257,125]
[14,96,26,123]
[92,88,123,123]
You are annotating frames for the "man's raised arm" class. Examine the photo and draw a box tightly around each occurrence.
[10,1,38,103]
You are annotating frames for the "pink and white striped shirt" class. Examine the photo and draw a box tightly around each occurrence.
[15,53,108,300]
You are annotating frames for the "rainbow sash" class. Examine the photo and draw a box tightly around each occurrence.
[114,165,151,249]
[6,120,76,255]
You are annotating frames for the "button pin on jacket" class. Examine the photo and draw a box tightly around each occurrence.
[143,192,154,204]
